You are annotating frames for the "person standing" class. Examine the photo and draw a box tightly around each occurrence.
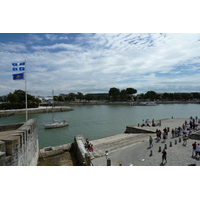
[89,144,93,152]
[195,116,198,123]
[192,142,196,157]
[161,149,167,164]
[171,128,175,138]
[195,143,200,160]
[149,136,153,148]
[182,134,188,146]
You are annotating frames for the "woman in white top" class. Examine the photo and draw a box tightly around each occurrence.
[195,143,200,159]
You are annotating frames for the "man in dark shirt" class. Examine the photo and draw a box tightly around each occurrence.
[192,142,196,157]
[161,149,167,164]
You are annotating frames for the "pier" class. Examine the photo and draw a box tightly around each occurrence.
[0,106,73,117]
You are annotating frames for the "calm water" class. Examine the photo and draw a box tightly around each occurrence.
[0,104,199,148]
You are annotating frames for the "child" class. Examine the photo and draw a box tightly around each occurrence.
[89,144,93,152]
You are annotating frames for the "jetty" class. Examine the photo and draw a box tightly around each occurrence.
[0,106,73,117]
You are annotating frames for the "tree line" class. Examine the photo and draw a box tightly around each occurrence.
[1,88,200,110]
[54,89,200,102]
[53,87,138,102]
[0,90,41,110]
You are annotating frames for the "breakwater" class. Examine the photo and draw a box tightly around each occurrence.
[0,106,73,117]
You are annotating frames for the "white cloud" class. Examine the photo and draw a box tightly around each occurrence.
[1,33,200,96]
[45,34,69,41]
[31,43,81,51]
[0,42,27,52]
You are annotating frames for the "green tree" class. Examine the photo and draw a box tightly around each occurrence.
[145,91,158,100]
[120,89,128,101]
[126,88,137,100]
[85,94,93,101]
[1,90,40,110]
[76,92,84,101]
[109,87,120,101]
[7,93,18,103]
[68,93,76,101]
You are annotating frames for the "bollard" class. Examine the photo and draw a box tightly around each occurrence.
[179,138,181,143]
[175,140,177,145]
[107,158,111,166]
[170,142,172,147]
[165,144,167,149]
[149,150,153,156]
[159,146,161,152]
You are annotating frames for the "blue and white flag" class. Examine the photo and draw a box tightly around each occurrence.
[12,62,25,71]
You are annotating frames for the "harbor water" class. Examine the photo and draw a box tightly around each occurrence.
[0,104,199,149]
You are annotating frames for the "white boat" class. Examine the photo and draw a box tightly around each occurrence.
[43,90,69,129]
[43,119,69,129]
[139,102,157,106]
[140,101,158,106]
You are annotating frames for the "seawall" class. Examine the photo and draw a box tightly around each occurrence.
[0,106,73,117]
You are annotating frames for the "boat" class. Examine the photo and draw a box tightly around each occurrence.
[43,90,69,129]
[130,101,157,106]
[139,101,157,106]
[43,119,69,129]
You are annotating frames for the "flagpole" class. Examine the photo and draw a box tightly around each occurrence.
[25,60,28,121]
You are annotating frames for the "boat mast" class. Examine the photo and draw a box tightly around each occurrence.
[52,90,54,122]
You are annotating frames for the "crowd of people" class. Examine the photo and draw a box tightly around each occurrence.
[147,116,200,164]
[139,119,161,127]
[84,138,94,152]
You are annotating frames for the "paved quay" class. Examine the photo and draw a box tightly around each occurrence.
[90,118,200,166]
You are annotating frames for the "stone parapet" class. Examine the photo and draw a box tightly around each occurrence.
[0,118,39,166]
[74,135,92,166]
[39,143,72,157]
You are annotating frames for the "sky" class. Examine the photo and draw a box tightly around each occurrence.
[1,33,200,97]
[1,1,200,97]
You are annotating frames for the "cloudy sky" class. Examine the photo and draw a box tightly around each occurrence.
[1,1,200,97]
[1,33,200,96]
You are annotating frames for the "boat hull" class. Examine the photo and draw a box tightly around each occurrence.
[43,121,69,129]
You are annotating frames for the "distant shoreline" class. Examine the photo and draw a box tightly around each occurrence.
[0,100,199,117]
[53,100,200,106]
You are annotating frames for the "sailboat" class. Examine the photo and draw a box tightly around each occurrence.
[43,90,69,129]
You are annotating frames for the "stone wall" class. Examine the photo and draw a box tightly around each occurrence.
[74,135,92,166]
[0,123,24,132]
[0,119,39,166]
[39,143,71,157]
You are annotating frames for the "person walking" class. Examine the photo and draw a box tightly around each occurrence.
[192,142,196,157]
[149,135,153,148]
[182,133,188,146]
[161,149,167,164]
